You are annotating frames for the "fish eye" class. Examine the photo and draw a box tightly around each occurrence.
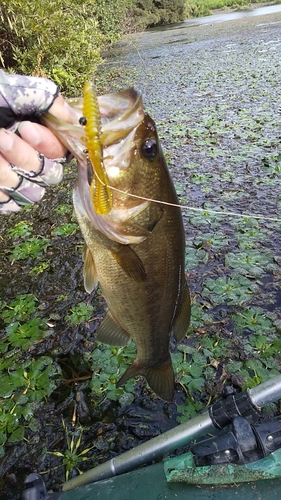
[141,139,158,161]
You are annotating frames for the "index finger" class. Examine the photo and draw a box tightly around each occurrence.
[48,94,78,124]
[18,121,67,159]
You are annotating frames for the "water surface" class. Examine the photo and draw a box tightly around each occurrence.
[148,4,281,31]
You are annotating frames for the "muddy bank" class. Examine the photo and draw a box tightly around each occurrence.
[1,9,281,498]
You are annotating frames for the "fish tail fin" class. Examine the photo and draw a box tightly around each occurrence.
[145,359,175,402]
[117,357,175,402]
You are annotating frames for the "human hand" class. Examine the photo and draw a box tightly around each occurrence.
[0,72,77,213]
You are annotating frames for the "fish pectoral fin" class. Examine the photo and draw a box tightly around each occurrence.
[97,311,131,346]
[172,281,191,342]
[110,245,146,282]
[83,245,98,293]
[117,357,175,402]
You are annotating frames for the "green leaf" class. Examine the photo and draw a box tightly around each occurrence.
[8,427,25,443]
[51,223,78,237]
[188,377,205,392]
[66,302,94,325]
[189,363,203,378]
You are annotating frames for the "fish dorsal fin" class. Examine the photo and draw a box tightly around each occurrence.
[172,281,191,342]
[97,310,131,346]
[110,245,146,282]
[83,245,98,293]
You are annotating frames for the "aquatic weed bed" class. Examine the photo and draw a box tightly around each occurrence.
[0,11,281,497]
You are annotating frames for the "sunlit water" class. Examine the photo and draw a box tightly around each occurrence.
[149,4,281,31]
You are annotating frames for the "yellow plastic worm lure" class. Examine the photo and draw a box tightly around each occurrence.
[82,82,112,215]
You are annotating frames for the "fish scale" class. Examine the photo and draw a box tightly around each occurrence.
[42,86,190,401]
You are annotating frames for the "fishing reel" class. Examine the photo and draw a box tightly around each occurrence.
[192,414,281,466]
[192,384,281,466]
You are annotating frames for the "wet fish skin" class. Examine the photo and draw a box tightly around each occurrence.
[43,89,190,401]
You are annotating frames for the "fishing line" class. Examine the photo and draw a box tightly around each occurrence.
[92,168,281,223]
[84,103,279,224]
[96,40,147,75]
[85,42,280,225]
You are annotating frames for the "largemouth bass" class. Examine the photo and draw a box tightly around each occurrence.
[43,86,190,401]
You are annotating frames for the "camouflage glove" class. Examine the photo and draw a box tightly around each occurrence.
[0,70,67,213]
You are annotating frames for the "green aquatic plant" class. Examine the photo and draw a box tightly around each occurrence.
[174,346,205,392]
[189,210,225,228]
[86,342,136,403]
[29,262,50,275]
[186,302,214,334]
[189,173,215,184]
[1,294,38,323]
[202,275,259,306]
[8,236,51,261]
[177,400,203,423]
[54,204,74,215]
[231,307,275,335]
[51,223,78,237]
[7,221,33,239]
[65,302,94,325]
[0,295,61,456]
[185,245,209,269]
[194,231,229,251]
[225,249,277,276]
[235,226,269,249]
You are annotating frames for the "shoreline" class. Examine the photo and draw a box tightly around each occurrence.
[210,1,279,16]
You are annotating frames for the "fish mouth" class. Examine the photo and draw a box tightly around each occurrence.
[42,86,146,228]
[43,87,145,157]
[99,88,145,146]
[98,89,145,177]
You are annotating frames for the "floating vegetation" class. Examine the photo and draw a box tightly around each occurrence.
[0,295,61,455]
[65,302,94,325]
[86,343,136,403]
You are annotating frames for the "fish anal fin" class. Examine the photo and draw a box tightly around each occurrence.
[97,311,131,346]
[117,357,175,402]
[111,245,146,282]
[83,245,98,293]
[173,282,191,342]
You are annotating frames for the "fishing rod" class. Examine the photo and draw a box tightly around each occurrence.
[58,374,281,491]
